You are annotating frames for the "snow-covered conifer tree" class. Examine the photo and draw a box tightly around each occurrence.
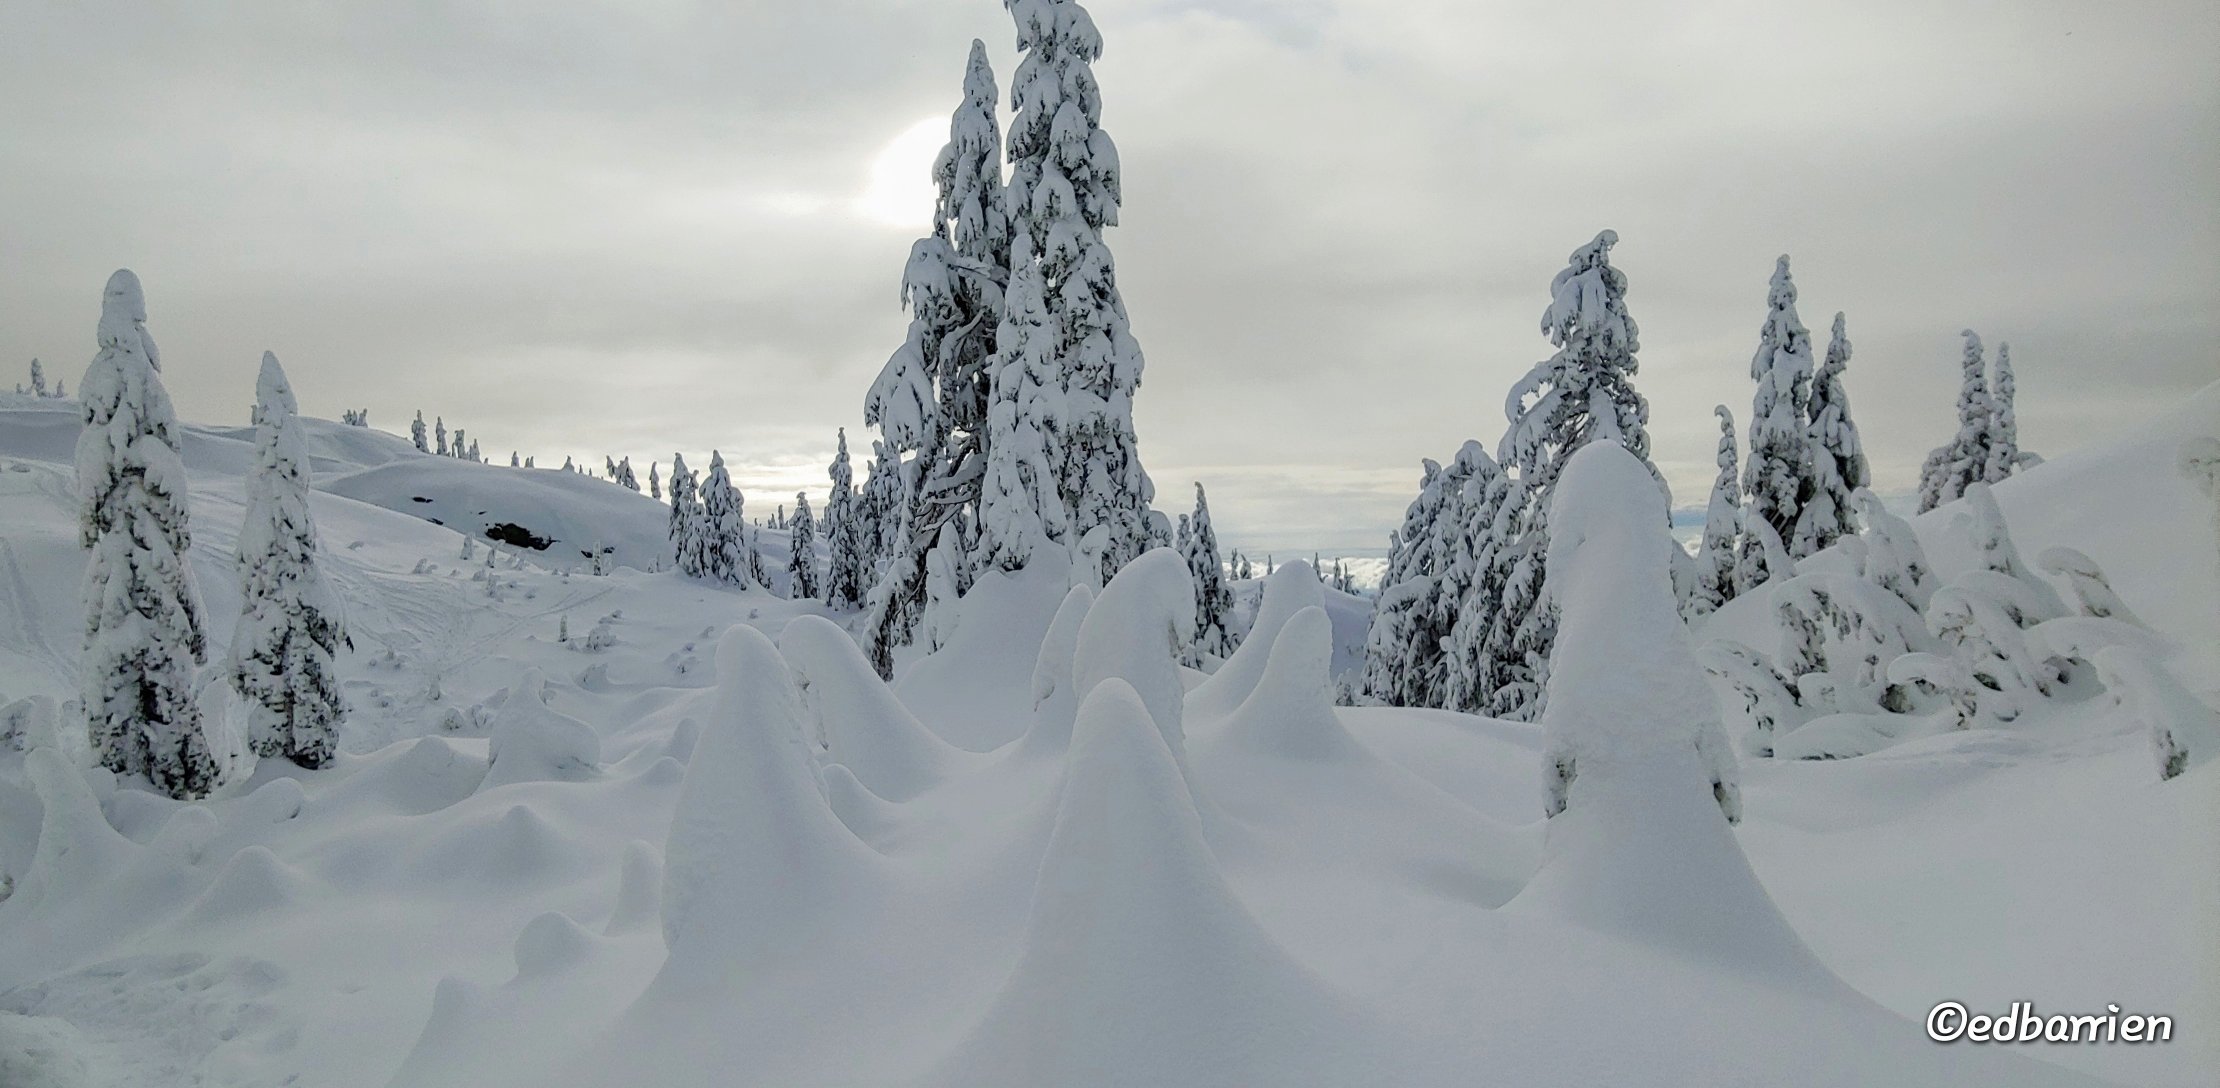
[231,352,346,768]
[435,417,448,457]
[29,358,47,397]
[825,429,870,609]
[1918,330,1993,512]
[700,452,748,587]
[745,524,774,593]
[1182,483,1234,663]
[1484,230,1653,721]
[76,270,216,798]
[1739,256,1815,587]
[667,453,704,578]
[1795,312,1867,554]
[450,428,465,458]
[411,410,429,453]
[975,252,1069,573]
[788,492,820,599]
[1439,451,1516,712]
[1006,0,1156,584]
[1688,405,1741,617]
[1983,341,2024,484]
[648,460,661,500]
[617,456,640,491]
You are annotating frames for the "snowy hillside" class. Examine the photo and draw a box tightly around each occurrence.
[1,385,2213,1086]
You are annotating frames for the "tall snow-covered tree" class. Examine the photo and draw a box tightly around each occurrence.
[1484,230,1653,722]
[435,417,448,457]
[1006,0,1156,585]
[28,357,47,397]
[825,429,870,609]
[861,40,1014,666]
[667,453,705,578]
[411,411,429,453]
[1689,405,1742,618]
[1918,330,1993,512]
[788,492,821,599]
[648,460,661,500]
[1739,255,1815,588]
[1182,483,1234,663]
[1983,341,2024,484]
[231,352,346,768]
[975,252,1069,573]
[466,439,479,463]
[700,451,748,587]
[451,428,466,458]
[1439,449,1516,712]
[76,270,217,799]
[1795,312,1867,555]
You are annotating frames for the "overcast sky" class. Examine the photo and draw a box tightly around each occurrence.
[3,1,2214,555]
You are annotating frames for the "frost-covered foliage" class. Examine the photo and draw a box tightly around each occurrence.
[1497,230,1649,495]
[788,492,820,600]
[1482,230,1655,722]
[1539,443,1739,824]
[1688,405,1741,618]
[411,410,428,453]
[666,454,705,579]
[1918,331,1994,512]
[231,352,347,768]
[76,269,216,798]
[976,252,1069,574]
[1982,342,2035,483]
[1181,483,1234,664]
[1739,256,1815,588]
[1438,450,1516,713]
[1361,450,1474,708]
[824,429,870,609]
[1796,312,1866,555]
[699,452,749,588]
[611,457,640,492]
[1006,0,1157,586]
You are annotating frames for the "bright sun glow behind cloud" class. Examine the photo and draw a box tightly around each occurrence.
[855,116,949,229]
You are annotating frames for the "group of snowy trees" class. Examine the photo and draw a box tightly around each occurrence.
[850,3,1165,675]
[12,357,65,398]
[75,270,345,800]
[1687,257,1870,617]
[1363,231,1659,720]
[1916,331,2037,512]
[408,410,484,463]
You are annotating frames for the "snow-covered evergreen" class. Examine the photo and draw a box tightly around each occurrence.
[700,452,748,588]
[1182,483,1234,664]
[435,417,448,457]
[1983,342,2028,484]
[648,461,661,501]
[1739,256,1815,588]
[666,453,705,579]
[1795,312,1866,555]
[411,410,429,454]
[1688,405,1741,618]
[230,352,346,768]
[1438,449,1516,712]
[975,251,1069,573]
[825,429,870,609]
[75,269,217,799]
[28,357,48,397]
[1484,229,1653,722]
[788,492,820,599]
[1006,0,1156,585]
[1917,331,1993,512]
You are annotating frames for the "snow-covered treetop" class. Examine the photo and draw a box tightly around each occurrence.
[255,350,297,420]
[1748,256,1812,385]
[1543,230,1636,363]
[1499,230,1651,490]
[97,269,159,371]
[936,39,1010,266]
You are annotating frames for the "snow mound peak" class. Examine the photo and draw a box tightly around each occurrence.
[1072,548,1193,761]
[1020,583,1096,754]
[1187,558,1323,723]
[480,669,601,790]
[779,614,959,801]
[653,625,880,996]
[1214,607,1357,760]
[933,678,1388,1088]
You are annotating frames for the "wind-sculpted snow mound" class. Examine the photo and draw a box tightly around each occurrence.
[780,615,965,801]
[897,561,1072,750]
[931,679,1408,1088]
[650,625,885,998]
[480,670,601,790]
[1072,548,1194,760]
[1186,558,1323,723]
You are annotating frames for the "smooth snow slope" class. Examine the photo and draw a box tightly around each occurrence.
[0,392,2211,1086]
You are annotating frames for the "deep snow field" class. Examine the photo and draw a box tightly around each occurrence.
[0,387,2215,1087]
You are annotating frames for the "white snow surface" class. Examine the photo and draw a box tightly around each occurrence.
[0,391,2214,1086]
